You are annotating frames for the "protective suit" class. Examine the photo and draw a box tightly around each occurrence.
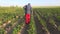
[23,3,32,24]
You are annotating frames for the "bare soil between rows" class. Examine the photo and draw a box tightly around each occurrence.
[36,11,60,34]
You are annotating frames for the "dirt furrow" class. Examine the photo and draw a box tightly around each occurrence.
[53,16,60,26]
[20,24,30,34]
[33,11,46,34]
[36,11,60,34]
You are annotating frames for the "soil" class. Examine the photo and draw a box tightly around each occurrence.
[33,11,46,34]
[36,11,60,34]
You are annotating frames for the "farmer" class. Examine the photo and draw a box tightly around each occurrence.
[23,3,32,24]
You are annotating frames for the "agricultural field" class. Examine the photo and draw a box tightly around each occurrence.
[0,6,60,34]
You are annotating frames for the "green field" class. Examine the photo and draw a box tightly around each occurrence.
[0,6,60,34]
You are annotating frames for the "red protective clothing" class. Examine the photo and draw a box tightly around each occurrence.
[25,14,30,24]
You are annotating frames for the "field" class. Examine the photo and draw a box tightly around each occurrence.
[0,6,60,34]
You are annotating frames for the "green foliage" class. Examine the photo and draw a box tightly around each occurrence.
[58,26,60,31]
[56,16,60,21]
[28,13,36,34]
[0,6,60,34]
[0,28,5,34]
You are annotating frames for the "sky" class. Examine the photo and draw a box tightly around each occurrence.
[0,0,60,6]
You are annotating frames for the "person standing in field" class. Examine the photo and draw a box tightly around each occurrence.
[23,3,32,24]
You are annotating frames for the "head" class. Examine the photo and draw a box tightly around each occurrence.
[28,3,30,5]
